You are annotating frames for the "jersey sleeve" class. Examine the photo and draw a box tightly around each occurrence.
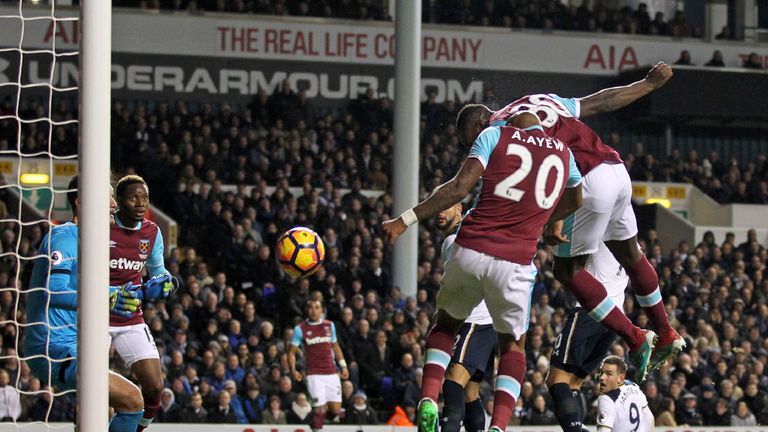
[566,149,582,187]
[146,229,166,277]
[291,325,303,347]
[47,229,78,309]
[597,395,617,429]
[468,126,501,169]
[330,322,338,343]
[549,94,580,119]
[642,405,654,430]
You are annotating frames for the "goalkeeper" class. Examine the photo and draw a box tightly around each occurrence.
[109,174,176,432]
[23,177,145,431]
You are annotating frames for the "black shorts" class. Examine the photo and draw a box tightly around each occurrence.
[450,322,497,382]
[550,308,617,379]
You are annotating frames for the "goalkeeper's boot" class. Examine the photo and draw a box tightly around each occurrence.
[629,329,657,383]
[648,328,686,372]
[417,398,439,432]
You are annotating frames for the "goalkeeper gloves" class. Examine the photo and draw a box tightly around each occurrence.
[109,286,141,318]
[127,273,178,301]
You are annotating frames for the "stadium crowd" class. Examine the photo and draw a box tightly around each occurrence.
[624,149,768,204]
[0,80,767,427]
[113,0,708,39]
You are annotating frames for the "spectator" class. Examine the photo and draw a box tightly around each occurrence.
[731,401,757,426]
[179,393,208,423]
[208,390,237,423]
[705,50,725,67]
[0,368,21,421]
[157,388,181,423]
[345,391,378,425]
[674,50,694,66]
[222,379,247,424]
[523,394,557,425]
[262,395,287,424]
[656,397,677,426]
[743,53,763,69]
[677,393,704,426]
[715,25,732,40]
[707,398,732,426]
[285,392,313,424]
[242,384,267,423]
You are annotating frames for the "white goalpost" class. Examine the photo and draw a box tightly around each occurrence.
[0,1,110,431]
[78,0,111,430]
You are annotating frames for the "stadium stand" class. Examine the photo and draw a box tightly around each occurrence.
[2,72,768,425]
[111,0,711,38]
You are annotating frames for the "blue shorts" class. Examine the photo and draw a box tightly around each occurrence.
[26,343,77,390]
[450,323,497,382]
[550,307,616,379]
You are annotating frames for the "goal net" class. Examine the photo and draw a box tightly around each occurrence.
[0,1,110,431]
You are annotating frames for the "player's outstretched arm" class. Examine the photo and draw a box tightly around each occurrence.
[578,62,672,119]
[381,158,484,243]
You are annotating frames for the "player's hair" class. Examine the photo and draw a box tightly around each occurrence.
[455,104,491,132]
[115,174,147,198]
[305,299,324,311]
[601,355,628,375]
[67,175,78,213]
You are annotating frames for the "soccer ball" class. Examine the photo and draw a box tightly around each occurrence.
[276,227,325,279]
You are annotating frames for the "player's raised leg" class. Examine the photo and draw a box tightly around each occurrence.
[552,253,655,381]
[604,237,685,370]
[600,164,684,371]
[548,242,626,432]
[548,168,656,382]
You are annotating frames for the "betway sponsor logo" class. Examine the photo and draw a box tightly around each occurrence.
[109,257,146,271]
[305,335,332,345]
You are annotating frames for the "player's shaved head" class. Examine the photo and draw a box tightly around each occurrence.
[507,111,541,129]
[456,104,492,132]
[116,174,147,198]
[456,104,493,147]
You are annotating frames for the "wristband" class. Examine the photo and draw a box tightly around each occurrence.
[338,359,347,369]
[400,208,418,227]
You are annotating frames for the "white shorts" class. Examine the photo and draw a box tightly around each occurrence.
[306,373,341,406]
[555,162,637,257]
[438,244,536,338]
[109,323,160,368]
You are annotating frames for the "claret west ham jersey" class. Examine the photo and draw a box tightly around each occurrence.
[109,214,167,326]
[292,319,339,375]
[456,124,582,264]
[490,94,622,176]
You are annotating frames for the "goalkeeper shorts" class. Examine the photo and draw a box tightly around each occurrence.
[27,343,77,390]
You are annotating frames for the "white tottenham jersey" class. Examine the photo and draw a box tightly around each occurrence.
[442,233,493,325]
[598,382,653,432]
[577,241,628,308]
